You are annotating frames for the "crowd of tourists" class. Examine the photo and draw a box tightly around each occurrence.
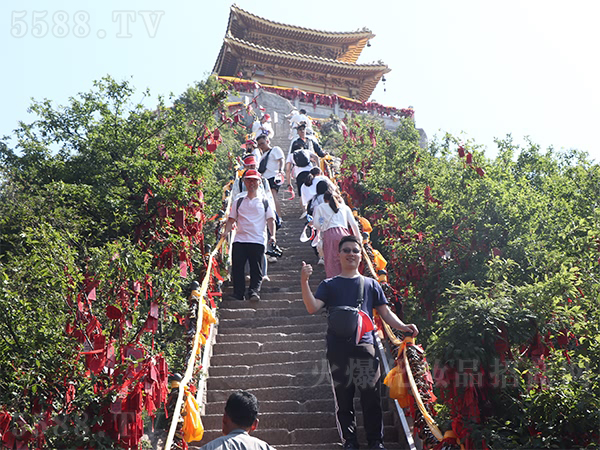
[207,108,418,450]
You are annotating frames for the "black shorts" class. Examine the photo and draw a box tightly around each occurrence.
[267,177,281,192]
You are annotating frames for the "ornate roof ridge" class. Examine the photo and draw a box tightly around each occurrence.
[224,35,389,70]
[230,4,375,39]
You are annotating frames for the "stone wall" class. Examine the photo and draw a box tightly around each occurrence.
[228,90,428,150]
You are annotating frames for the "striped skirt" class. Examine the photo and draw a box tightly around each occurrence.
[322,226,350,278]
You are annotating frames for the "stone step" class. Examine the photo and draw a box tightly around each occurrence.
[274,245,316,255]
[210,349,325,366]
[202,411,333,430]
[207,384,332,403]
[191,425,401,447]
[217,313,326,329]
[268,257,318,269]
[218,299,305,309]
[220,289,302,299]
[221,281,320,293]
[276,232,314,242]
[273,256,320,268]
[203,395,394,416]
[274,242,317,251]
[217,307,309,320]
[265,444,342,450]
[209,360,324,377]
[276,443,406,450]
[204,398,334,415]
[216,331,324,344]
[212,338,325,355]
[200,410,397,431]
[217,322,325,335]
[276,228,316,238]
[253,273,305,283]
[207,372,329,391]
[274,256,319,265]
[256,287,308,296]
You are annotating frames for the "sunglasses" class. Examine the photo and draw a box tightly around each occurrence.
[341,248,361,254]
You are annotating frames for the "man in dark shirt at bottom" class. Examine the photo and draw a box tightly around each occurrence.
[300,235,419,450]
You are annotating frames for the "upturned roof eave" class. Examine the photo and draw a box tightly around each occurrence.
[223,36,390,74]
[229,4,375,44]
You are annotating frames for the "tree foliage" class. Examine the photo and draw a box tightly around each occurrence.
[328,116,600,448]
[0,75,241,448]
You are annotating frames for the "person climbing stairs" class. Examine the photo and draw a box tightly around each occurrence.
[190,193,407,449]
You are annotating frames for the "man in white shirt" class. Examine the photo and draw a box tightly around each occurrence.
[256,134,284,217]
[232,153,279,267]
[252,113,274,140]
[288,109,313,140]
[224,170,276,302]
[231,154,275,209]
[199,390,275,450]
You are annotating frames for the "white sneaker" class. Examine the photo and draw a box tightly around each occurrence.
[262,275,270,282]
[299,211,307,219]
[318,258,325,265]
[267,256,277,263]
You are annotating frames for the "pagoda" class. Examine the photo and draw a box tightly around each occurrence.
[213,4,390,103]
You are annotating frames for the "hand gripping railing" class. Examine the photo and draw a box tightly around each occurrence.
[361,246,465,449]
[359,249,418,449]
[315,151,442,448]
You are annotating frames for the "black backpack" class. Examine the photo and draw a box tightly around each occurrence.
[292,150,310,167]
[327,276,365,340]
[258,149,271,174]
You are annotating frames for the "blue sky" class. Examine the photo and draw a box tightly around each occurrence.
[2,0,599,161]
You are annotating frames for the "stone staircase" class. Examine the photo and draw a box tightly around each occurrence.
[190,193,408,449]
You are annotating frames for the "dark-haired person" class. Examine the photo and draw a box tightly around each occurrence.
[199,390,275,450]
[286,122,326,198]
[257,134,285,217]
[244,139,261,163]
[230,154,275,211]
[224,170,276,302]
[300,236,419,450]
[300,166,334,215]
[312,190,361,278]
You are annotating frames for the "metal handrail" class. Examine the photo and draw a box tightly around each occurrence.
[163,130,438,449]
[374,334,418,450]
[312,153,422,447]
[360,247,418,448]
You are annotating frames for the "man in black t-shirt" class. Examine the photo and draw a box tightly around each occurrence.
[300,235,418,450]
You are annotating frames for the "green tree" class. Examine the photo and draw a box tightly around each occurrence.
[325,116,600,448]
[0,75,242,448]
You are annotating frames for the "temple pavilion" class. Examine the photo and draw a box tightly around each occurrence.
[213,4,391,103]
